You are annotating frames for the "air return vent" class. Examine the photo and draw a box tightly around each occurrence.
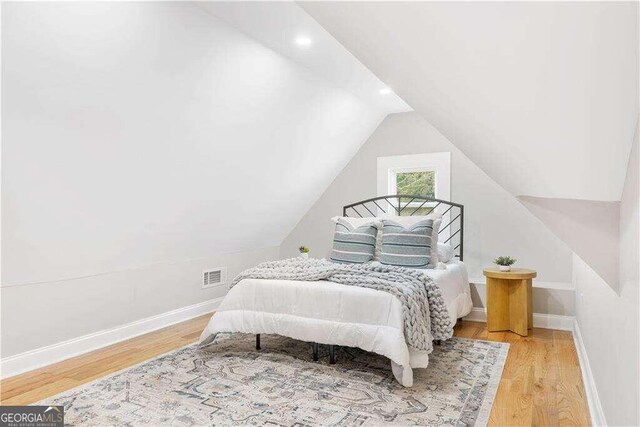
[202,267,227,289]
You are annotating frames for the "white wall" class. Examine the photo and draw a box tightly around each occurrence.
[1,246,277,358]
[1,2,385,286]
[1,3,385,357]
[280,112,575,315]
[574,121,639,426]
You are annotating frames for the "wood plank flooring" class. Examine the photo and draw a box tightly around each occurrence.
[0,317,591,426]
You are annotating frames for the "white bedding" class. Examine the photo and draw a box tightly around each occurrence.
[418,260,473,324]
[199,260,472,387]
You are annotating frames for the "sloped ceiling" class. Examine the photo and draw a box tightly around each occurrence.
[1,2,399,285]
[300,1,639,202]
[519,196,620,288]
[197,2,411,114]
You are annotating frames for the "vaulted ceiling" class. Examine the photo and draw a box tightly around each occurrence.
[3,2,637,287]
[300,1,639,202]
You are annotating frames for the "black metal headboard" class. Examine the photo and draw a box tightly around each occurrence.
[343,195,464,261]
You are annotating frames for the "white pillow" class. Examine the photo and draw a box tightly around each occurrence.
[378,214,442,266]
[378,213,442,228]
[437,243,455,263]
[331,217,383,260]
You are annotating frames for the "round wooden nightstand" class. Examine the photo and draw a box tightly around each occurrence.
[483,268,537,336]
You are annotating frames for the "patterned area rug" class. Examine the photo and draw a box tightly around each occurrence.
[39,334,508,426]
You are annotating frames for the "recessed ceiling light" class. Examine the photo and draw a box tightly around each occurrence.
[379,88,392,95]
[295,37,312,47]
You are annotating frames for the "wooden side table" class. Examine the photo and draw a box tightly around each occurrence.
[483,268,537,336]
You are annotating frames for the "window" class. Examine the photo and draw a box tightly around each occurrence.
[377,152,450,199]
[391,170,436,215]
[377,152,451,233]
[395,171,435,197]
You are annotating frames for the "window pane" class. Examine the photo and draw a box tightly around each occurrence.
[400,206,434,216]
[396,171,435,198]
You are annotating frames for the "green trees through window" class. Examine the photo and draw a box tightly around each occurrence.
[395,171,435,198]
[395,171,436,216]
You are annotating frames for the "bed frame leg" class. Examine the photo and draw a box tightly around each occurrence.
[256,334,261,350]
[329,345,336,364]
[434,340,442,346]
[312,343,319,361]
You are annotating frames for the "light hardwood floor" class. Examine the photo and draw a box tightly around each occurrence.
[0,316,591,426]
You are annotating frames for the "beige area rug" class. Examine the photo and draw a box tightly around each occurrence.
[39,333,509,426]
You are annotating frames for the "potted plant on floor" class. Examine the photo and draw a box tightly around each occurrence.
[494,256,517,272]
[299,246,310,259]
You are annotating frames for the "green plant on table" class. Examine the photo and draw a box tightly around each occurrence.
[494,256,517,266]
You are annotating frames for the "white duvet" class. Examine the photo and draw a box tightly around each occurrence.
[199,261,473,387]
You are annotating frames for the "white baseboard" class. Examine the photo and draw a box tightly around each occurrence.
[463,307,575,331]
[572,319,607,426]
[0,298,223,379]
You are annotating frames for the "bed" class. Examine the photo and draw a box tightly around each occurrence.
[200,195,472,387]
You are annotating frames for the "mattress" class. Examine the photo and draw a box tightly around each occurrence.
[200,260,473,387]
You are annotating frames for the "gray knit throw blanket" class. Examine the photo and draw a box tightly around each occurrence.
[230,257,453,352]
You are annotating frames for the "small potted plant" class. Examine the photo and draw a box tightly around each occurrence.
[494,256,517,272]
[299,246,310,259]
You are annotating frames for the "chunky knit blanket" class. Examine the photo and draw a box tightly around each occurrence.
[230,257,453,352]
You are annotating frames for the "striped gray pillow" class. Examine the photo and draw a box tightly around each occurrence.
[329,218,377,264]
[380,219,433,268]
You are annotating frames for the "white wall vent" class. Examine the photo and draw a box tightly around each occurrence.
[202,267,227,289]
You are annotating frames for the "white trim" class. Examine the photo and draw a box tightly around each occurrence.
[0,298,222,379]
[572,319,607,426]
[469,278,575,291]
[377,152,451,202]
[377,152,452,240]
[463,308,488,323]
[463,307,574,331]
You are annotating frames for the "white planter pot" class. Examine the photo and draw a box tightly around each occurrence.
[299,253,309,259]
[499,265,511,272]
